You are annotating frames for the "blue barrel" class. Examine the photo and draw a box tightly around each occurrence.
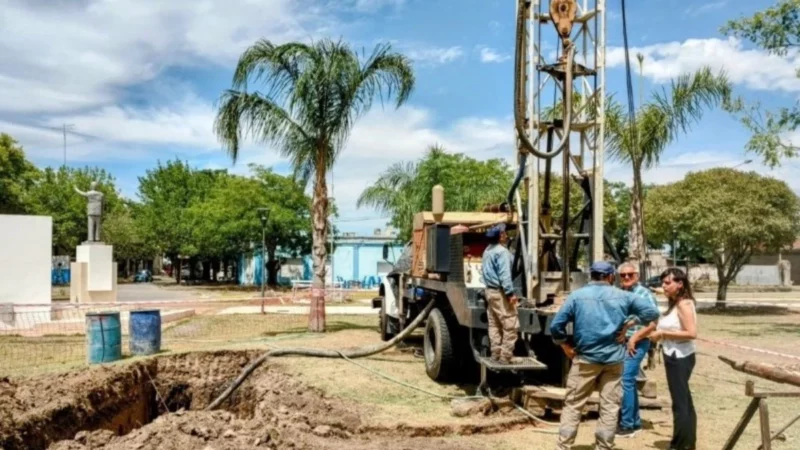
[85,311,122,364]
[129,309,161,355]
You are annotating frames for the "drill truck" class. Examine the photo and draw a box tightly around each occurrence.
[372,0,640,400]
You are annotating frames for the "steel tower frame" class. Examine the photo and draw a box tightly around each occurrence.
[513,0,606,303]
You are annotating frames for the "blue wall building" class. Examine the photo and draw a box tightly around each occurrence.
[238,227,406,288]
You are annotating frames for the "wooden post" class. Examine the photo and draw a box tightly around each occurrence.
[722,397,760,450]
[759,398,771,450]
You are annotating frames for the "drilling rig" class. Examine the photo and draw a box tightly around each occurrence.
[373,0,614,397]
[512,0,609,305]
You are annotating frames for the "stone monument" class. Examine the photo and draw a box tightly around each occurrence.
[71,182,117,303]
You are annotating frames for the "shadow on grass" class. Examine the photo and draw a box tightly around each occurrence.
[698,305,797,317]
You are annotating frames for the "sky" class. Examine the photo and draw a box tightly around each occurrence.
[2,0,799,236]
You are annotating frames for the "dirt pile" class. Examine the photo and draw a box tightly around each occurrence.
[1,350,489,450]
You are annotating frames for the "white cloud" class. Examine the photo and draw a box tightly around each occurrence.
[46,95,218,149]
[329,106,513,218]
[476,46,511,63]
[607,37,800,93]
[405,46,464,66]
[0,0,331,114]
[605,150,800,195]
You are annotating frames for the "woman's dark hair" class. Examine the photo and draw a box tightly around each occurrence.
[661,267,695,313]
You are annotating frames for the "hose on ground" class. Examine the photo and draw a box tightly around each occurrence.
[205,300,437,410]
[337,351,560,432]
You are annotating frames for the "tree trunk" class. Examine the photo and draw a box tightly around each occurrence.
[174,255,182,284]
[267,245,278,287]
[628,161,646,265]
[202,261,211,282]
[308,165,329,332]
[716,278,729,308]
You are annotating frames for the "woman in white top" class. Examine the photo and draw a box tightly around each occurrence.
[627,268,697,450]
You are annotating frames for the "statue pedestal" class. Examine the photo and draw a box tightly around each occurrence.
[71,242,117,303]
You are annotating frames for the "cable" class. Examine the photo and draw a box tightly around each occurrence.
[336,351,561,432]
[620,0,650,273]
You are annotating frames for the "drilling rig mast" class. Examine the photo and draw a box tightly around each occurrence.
[512,0,607,305]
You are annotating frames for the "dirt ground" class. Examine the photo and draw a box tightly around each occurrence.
[1,304,799,450]
[0,350,521,450]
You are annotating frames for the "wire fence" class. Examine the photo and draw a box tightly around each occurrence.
[0,296,378,377]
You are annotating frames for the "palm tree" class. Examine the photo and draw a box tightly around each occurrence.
[605,66,731,265]
[214,39,415,332]
[358,145,515,240]
[356,158,419,239]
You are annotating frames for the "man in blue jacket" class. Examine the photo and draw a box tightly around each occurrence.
[550,261,660,450]
[481,223,520,364]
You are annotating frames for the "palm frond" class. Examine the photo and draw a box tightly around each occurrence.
[213,90,311,162]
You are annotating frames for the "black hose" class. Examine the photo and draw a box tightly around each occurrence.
[506,152,528,208]
[514,0,572,160]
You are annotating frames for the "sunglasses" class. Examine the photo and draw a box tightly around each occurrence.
[619,273,636,278]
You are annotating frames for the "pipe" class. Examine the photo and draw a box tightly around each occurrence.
[514,0,574,160]
[206,300,437,410]
[507,152,528,208]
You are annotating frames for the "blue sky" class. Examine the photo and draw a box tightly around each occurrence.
[1,0,798,235]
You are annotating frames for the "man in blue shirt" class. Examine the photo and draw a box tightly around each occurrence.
[550,261,660,450]
[616,262,660,438]
[481,223,520,364]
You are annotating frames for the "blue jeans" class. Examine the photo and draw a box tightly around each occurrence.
[619,338,650,431]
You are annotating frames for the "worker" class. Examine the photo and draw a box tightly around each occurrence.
[481,223,521,364]
[549,261,660,450]
[615,262,659,438]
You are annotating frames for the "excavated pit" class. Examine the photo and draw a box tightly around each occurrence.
[0,350,500,450]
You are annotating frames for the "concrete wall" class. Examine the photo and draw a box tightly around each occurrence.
[649,261,784,286]
[238,241,405,287]
[750,251,800,286]
[0,215,52,306]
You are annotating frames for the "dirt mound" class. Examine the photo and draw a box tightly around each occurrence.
[1,350,488,450]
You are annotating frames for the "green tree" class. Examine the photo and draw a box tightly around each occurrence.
[28,166,121,255]
[0,133,39,214]
[357,145,513,240]
[722,0,800,166]
[214,38,414,332]
[136,160,224,281]
[357,146,627,263]
[645,168,800,305]
[103,201,158,277]
[189,164,312,286]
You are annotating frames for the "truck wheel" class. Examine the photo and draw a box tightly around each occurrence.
[424,307,459,382]
[378,301,396,342]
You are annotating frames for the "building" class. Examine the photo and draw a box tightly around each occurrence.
[238,227,407,287]
[748,239,800,286]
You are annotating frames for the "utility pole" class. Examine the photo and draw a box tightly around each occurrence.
[257,207,271,312]
[62,124,75,167]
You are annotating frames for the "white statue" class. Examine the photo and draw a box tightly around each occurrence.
[74,181,104,242]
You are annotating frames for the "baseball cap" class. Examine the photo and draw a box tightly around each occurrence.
[486,223,506,238]
[589,261,615,275]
